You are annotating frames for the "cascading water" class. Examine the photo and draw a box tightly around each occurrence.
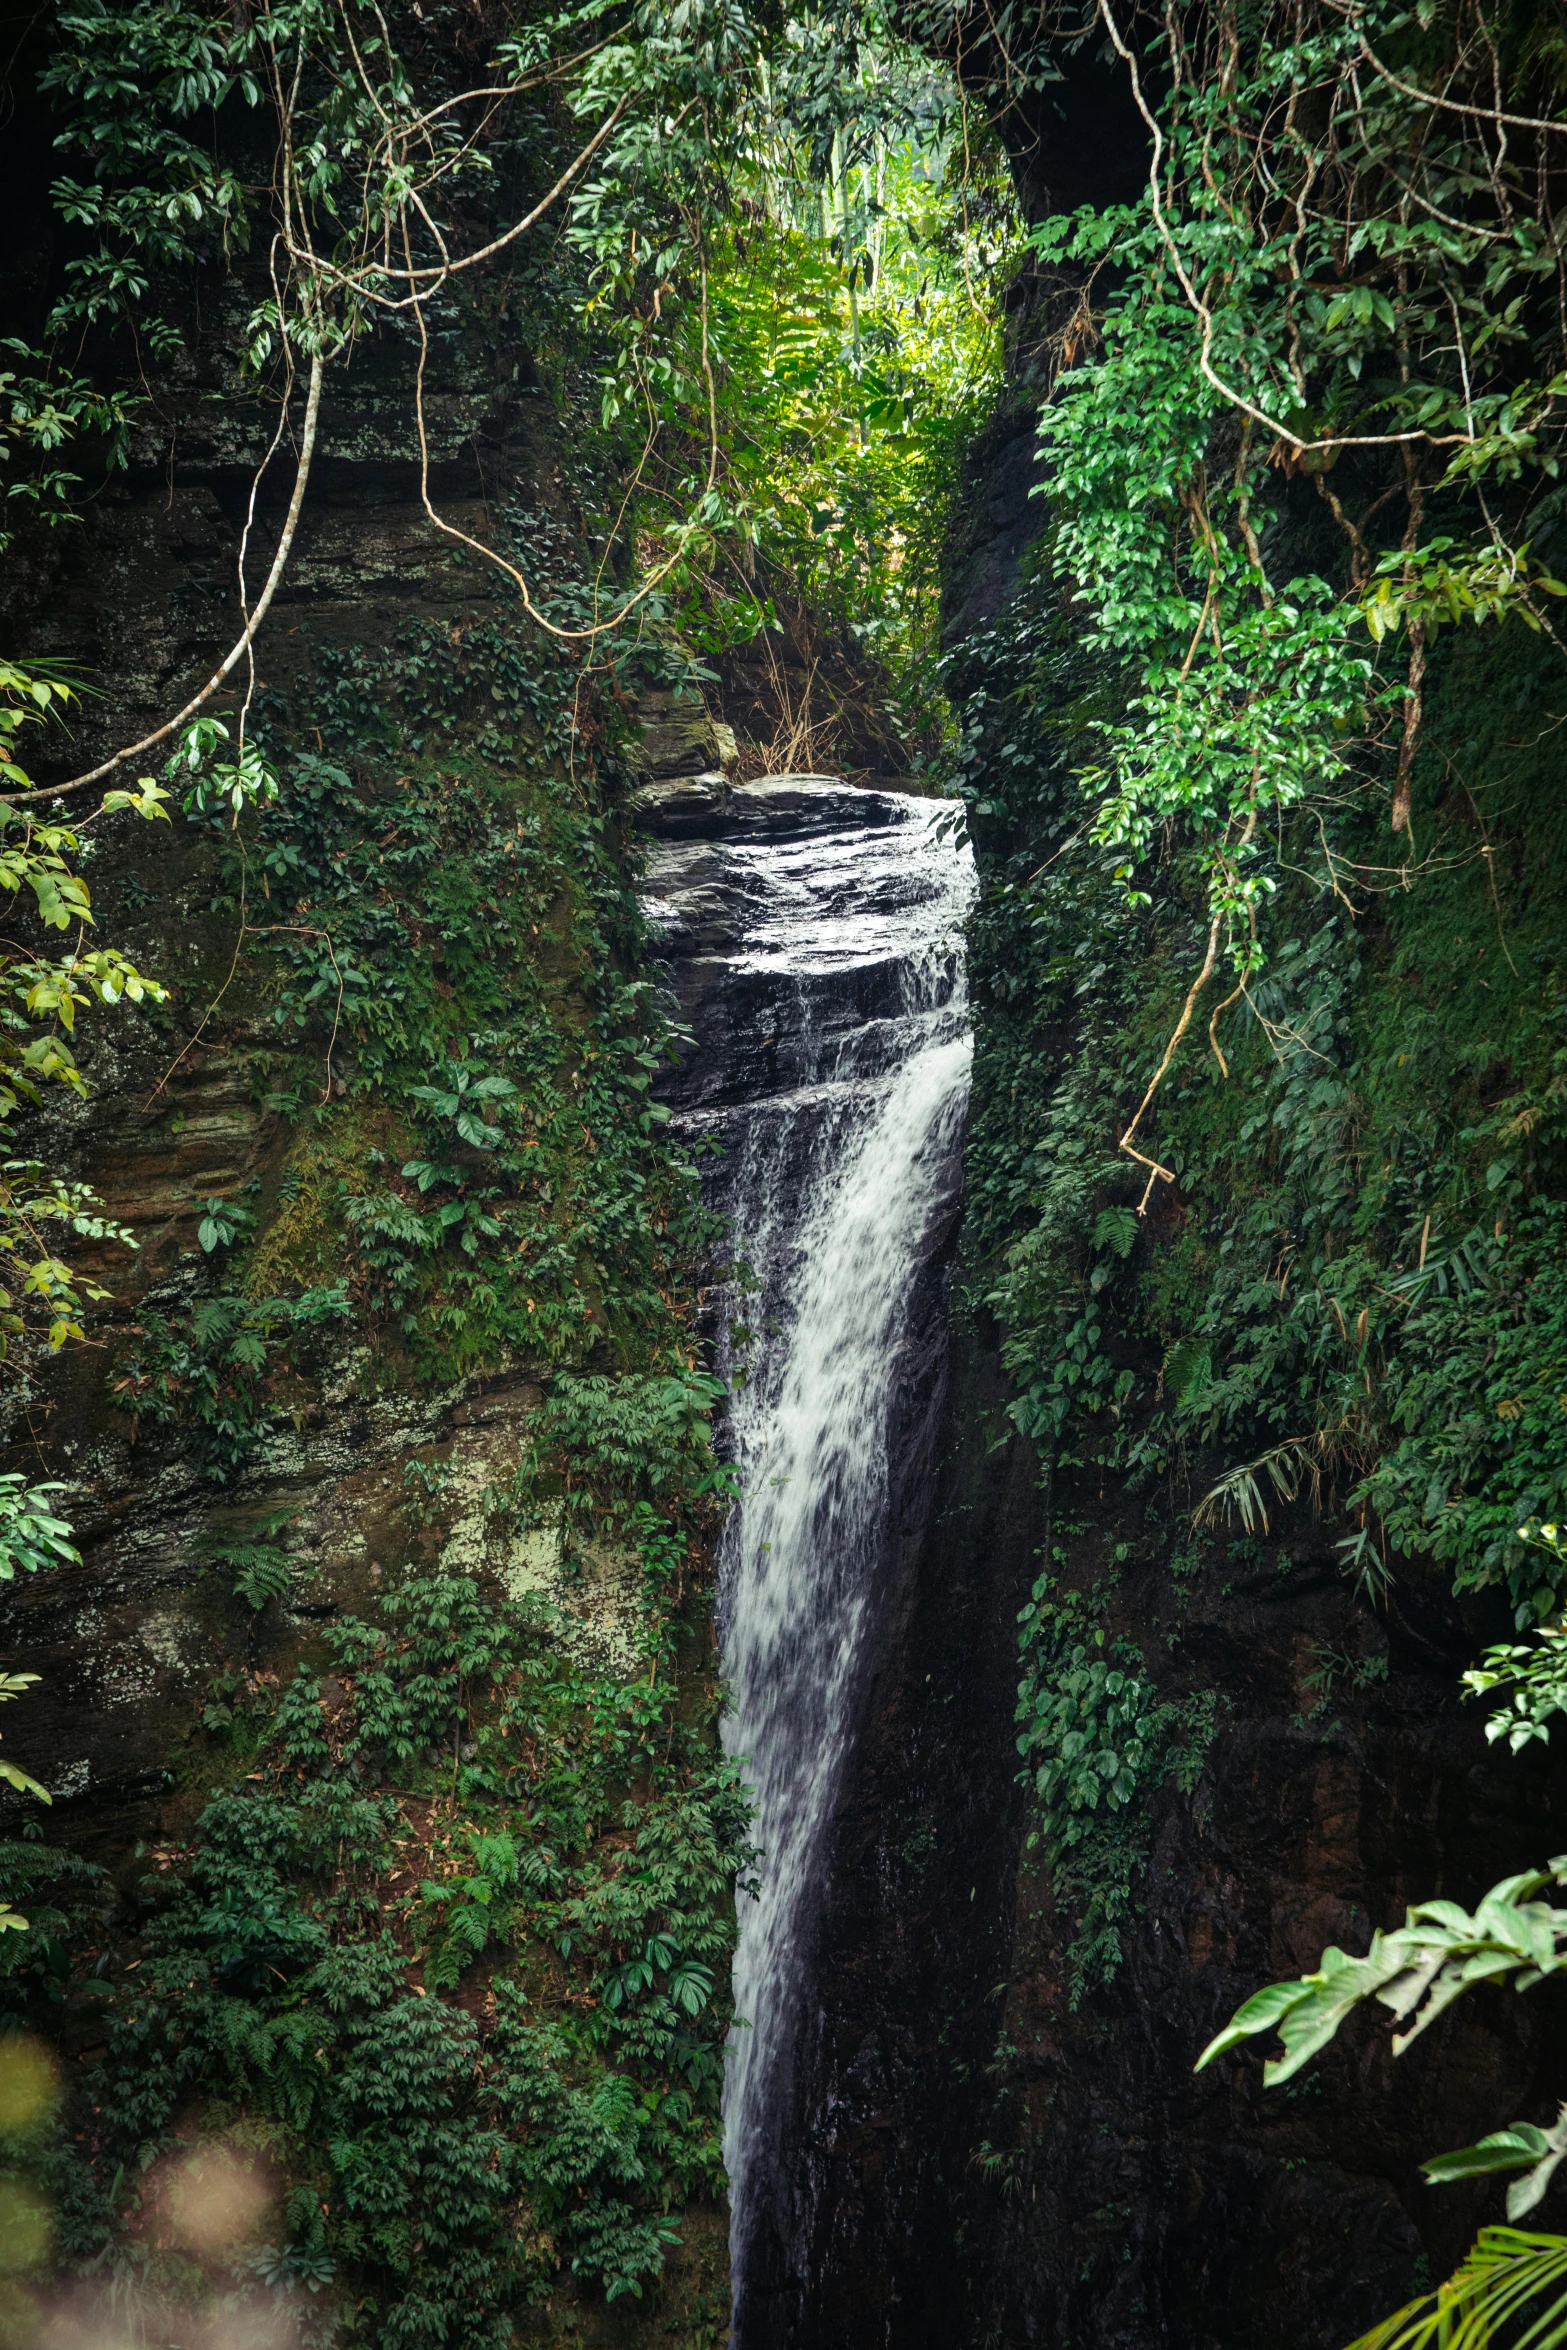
[639,775,976,2341]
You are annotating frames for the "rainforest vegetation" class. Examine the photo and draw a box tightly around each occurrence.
[1,0,1567,2342]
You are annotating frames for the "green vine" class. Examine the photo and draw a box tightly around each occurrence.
[1015,1576,1215,2003]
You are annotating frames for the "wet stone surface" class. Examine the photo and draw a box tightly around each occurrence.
[642,778,975,2347]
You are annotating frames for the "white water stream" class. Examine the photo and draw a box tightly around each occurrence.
[666,788,977,2310]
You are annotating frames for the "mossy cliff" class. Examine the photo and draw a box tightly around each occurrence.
[0,127,745,2349]
[955,553,1567,2348]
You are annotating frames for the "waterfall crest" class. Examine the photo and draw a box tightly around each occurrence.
[640,777,976,2337]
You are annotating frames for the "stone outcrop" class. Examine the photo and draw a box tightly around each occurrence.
[636,777,937,1121]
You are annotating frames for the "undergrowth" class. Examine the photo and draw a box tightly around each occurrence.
[0,1393,749,2346]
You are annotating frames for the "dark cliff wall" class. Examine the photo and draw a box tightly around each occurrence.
[780,76,1567,2333]
[779,465,1567,2350]
[787,1306,1038,2350]
[802,1324,1567,2348]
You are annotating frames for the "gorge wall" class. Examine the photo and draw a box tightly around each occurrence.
[0,97,751,2345]
[758,280,1567,2350]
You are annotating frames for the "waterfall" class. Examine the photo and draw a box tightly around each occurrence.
[639,777,976,2338]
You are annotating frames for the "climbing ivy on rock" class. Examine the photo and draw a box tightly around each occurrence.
[947,490,1567,1992]
[1015,1575,1214,2001]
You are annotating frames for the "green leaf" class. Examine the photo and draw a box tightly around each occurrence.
[1198,1866,1567,2085]
[1424,2127,1553,2183]
[1164,1339,1212,1413]
[1092,1205,1139,1260]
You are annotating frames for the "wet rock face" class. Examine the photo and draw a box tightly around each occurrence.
[636,775,947,1121]
[625,687,733,782]
[960,1506,1567,2350]
[762,1313,1036,2350]
[630,772,904,846]
[8,1322,562,1863]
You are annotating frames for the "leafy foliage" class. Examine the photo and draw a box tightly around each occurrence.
[0,1837,98,1950]
[1015,1577,1214,2000]
[1197,1855,1567,2338]
[0,1675,50,1816]
[13,1415,750,2339]
[197,1194,257,1254]
[0,1476,76,1851]
[1463,1525,1567,1750]
[156,638,725,1385]
[113,1285,352,1484]
[1196,1859,1567,2087]
[1341,2228,1567,2350]
[3,349,760,2349]
[940,209,1567,2043]
[690,129,1014,735]
[0,351,132,532]
[193,1511,299,1612]
[0,664,172,1353]
[1029,0,1567,955]
[1424,2115,1567,2225]
[0,1476,79,1582]
[125,1577,735,2326]
[516,1371,734,1528]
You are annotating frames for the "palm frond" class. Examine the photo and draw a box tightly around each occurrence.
[1194,1439,1309,1535]
[1344,2229,1567,2350]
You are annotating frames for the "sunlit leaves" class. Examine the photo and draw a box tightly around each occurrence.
[1463,1528,1567,1745]
[169,716,279,824]
[1361,539,1567,643]
[1035,270,1376,960]
[1026,0,1567,951]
